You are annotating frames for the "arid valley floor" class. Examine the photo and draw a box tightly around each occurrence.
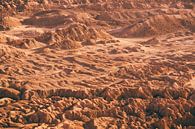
[0,0,195,128]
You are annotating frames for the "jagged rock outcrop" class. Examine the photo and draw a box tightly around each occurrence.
[50,39,82,50]
[0,87,20,100]
[8,38,44,49]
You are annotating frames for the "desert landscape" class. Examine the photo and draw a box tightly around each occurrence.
[0,0,195,128]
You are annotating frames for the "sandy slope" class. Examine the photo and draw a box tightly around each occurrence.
[0,0,195,128]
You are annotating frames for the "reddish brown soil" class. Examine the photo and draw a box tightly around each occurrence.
[0,0,195,128]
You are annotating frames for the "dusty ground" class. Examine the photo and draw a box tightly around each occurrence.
[0,0,195,129]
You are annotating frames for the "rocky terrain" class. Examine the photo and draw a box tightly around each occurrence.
[0,0,195,128]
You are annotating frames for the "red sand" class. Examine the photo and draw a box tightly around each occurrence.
[0,0,194,128]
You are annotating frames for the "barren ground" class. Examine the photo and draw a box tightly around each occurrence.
[0,0,195,129]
